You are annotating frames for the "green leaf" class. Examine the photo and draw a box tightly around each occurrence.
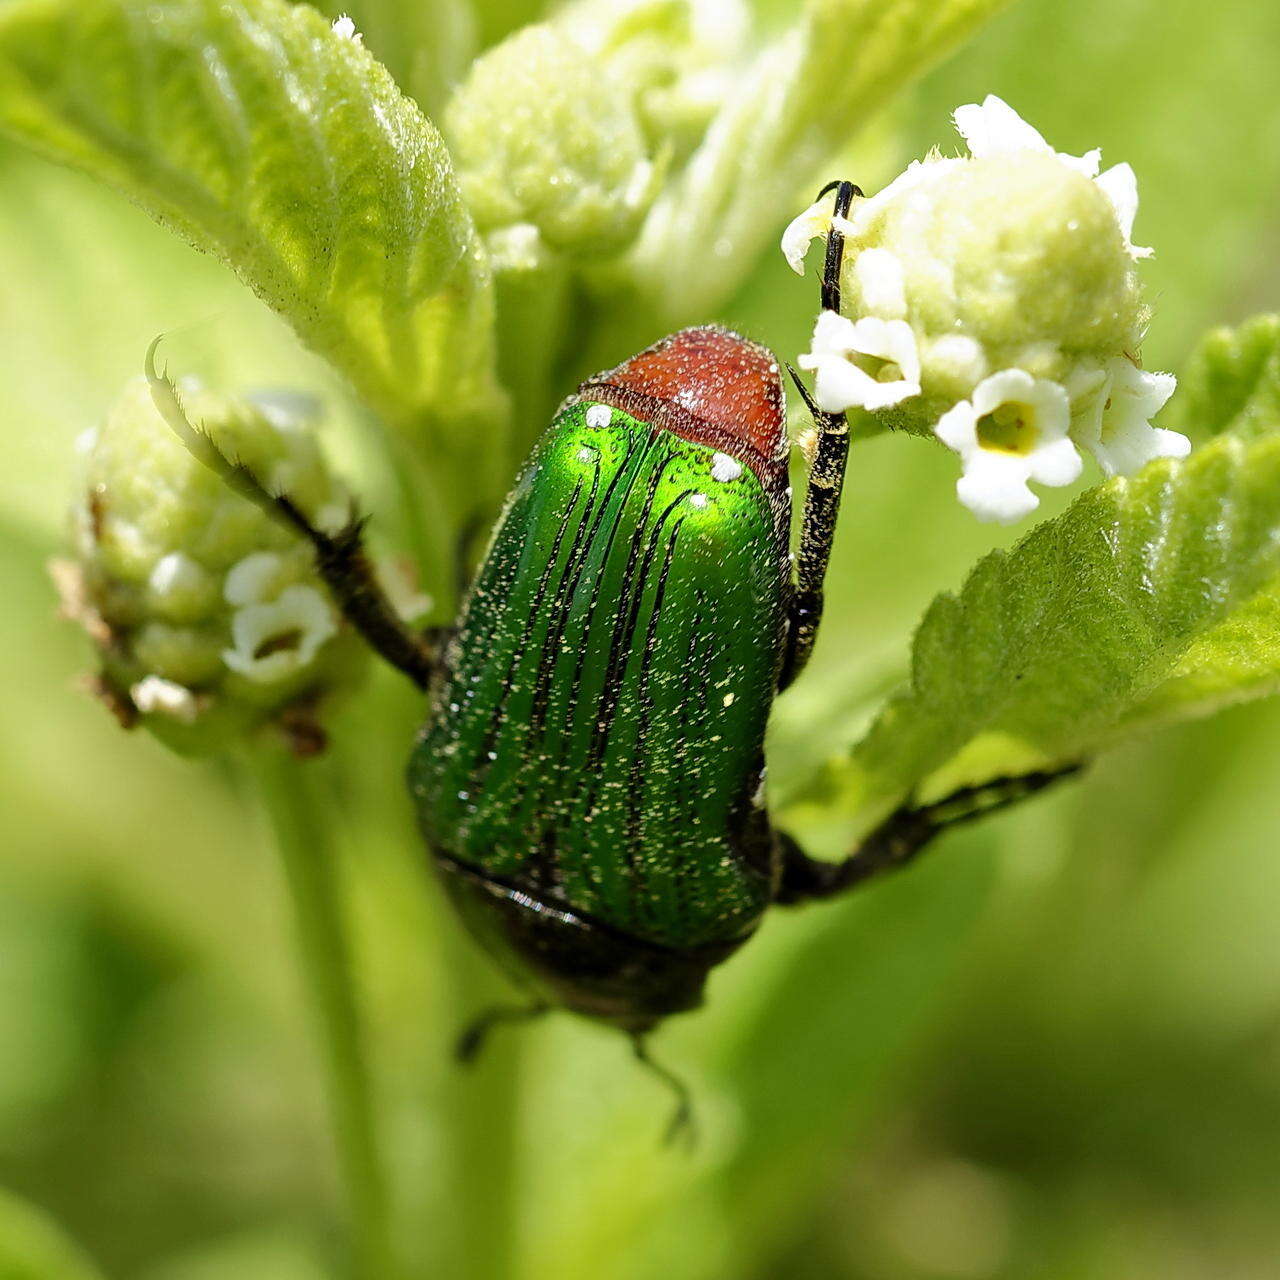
[0,1188,104,1280]
[630,0,1013,320]
[812,431,1280,822]
[0,0,502,453]
[1165,313,1280,442]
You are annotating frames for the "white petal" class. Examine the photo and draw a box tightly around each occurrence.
[1065,361,1110,449]
[781,197,833,275]
[954,95,1051,158]
[954,95,1101,179]
[934,399,979,454]
[1089,360,1184,476]
[1027,436,1083,487]
[223,585,336,683]
[854,248,907,318]
[801,308,858,360]
[131,675,199,723]
[332,14,362,41]
[849,316,922,384]
[799,314,921,412]
[807,357,877,414]
[224,551,289,606]
[955,451,1040,524]
[1095,162,1153,259]
[971,367,1037,417]
[1059,147,1102,179]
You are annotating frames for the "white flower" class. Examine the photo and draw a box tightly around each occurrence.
[781,196,834,275]
[797,310,922,413]
[331,14,362,42]
[953,94,1151,259]
[1079,358,1187,476]
[130,675,199,724]
[934,369,1082,523]
[223,585,337,684]
[224,551,291,607]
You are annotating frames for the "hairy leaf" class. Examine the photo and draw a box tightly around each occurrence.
[1165,313,1280,442]
[0,0,502,450]
[814,431,1280,820]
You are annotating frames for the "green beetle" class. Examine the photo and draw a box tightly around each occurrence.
[153,181,1070,1127]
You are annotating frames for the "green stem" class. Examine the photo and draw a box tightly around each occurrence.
[438,928,526,1280]
[252,749,397,1280]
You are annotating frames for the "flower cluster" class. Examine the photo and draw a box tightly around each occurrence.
[57,378,369,754]
[786,96,1189,523]
[444,0,747,267]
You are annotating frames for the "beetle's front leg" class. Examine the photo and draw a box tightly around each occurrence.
[145,339,440,691]
[780,179,862,690]
[774,765,1083,904]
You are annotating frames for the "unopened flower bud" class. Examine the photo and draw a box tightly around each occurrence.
[59,377,366,754]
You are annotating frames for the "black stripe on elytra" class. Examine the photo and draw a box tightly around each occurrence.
[471,471,589,780]
[511,429,651,863]
[533,430,674,896]
[578,459,689,795]
[526,434,636,744]
[623,517,685,923]
[670,598,710,932]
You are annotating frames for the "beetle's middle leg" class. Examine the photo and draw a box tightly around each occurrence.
[145,339,439,691]
[780,179,863,691]
[774,765,1083,905]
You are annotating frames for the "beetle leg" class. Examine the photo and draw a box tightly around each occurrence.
[454,1000,552,1063]
[631,1034,696,1149]
[780,179,863,691]
[774,764,1083,904]
[145,339,439,691]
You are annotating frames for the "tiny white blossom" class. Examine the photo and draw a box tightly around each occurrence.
[224,585,337,684]
[953,94,1150,259]
[797,310,922,413]
[935,369,1082,524]
[781,197,834,275]
[1083,359,1187,476]
[224,551,290,607]
[332,13,362,42]
[131,675,199,723]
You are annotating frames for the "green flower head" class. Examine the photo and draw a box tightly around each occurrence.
[59,376,368,754]
[787,96,1188,523]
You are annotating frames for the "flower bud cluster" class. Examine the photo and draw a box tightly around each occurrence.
[786,96,1188,523]
[59,378,366,753]
[445,0,747,266]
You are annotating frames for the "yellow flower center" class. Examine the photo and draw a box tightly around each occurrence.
[977,401,1037,454]
[851,352,904,384]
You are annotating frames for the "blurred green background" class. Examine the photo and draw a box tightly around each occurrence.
[5,0,1280,1277]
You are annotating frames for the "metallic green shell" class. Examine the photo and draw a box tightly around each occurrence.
[408,402,788,948]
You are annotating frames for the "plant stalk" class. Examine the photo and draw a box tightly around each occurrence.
[253,748,397,1280]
